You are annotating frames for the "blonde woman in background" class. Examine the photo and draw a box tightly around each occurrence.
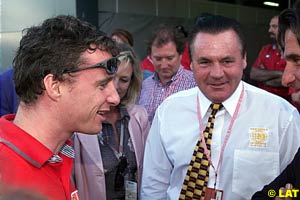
[73,43,150,200]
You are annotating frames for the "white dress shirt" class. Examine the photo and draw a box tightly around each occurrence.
[141,81,300,200]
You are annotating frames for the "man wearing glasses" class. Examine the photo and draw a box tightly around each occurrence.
[0,15,120,200]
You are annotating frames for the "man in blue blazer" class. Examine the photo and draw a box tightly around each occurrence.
[0,68,18,116]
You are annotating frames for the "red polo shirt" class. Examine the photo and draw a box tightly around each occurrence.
[253,44,289,100]
[0,114,78,200]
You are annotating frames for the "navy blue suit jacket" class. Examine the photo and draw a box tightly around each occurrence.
[0,68,18,116]
[252,148,300,199]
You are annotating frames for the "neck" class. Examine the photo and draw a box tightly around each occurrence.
[14,102,71,154]
[158,75,172,85]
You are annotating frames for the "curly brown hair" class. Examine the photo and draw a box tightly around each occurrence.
[13,15,119,104]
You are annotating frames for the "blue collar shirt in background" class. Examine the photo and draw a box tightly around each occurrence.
[138,66,196,123]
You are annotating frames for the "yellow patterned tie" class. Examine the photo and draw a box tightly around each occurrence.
[179,103,223,200]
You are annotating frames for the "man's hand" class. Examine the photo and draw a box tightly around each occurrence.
[275,183,293,200]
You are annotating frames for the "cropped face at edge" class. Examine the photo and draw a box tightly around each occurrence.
[282,29,300,92]
[191,30,246,103]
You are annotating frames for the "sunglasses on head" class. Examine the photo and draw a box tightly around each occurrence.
[63,57,120,75]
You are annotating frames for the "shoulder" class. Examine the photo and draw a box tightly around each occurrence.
[179,69,197,85]
[244,82,297,112]
[259,44,273,52]
[127,104,147,113]
[142,75,154,86]
[143,70,153,80]
[127,104,148,120]
[161,87,198,107]
[181,69,194,78]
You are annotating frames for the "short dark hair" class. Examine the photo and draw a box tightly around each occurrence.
[13,15,119,104]
[278,8,300,50]
[188,14,246,59]
[146,23,186,55]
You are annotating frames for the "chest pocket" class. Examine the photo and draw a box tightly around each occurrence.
[232,150,279,199]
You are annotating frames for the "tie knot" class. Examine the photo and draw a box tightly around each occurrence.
[210,103,223,111]
[209,103,223,116]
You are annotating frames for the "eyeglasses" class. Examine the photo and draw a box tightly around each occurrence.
[63,57,120,75]
[114,155,128,191]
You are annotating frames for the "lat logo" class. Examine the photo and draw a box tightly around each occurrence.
[278,189,299,198]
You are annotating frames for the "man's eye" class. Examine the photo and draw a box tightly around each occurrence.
[198,60,209,65]
[99,82,108,89]
[223,60,233,64]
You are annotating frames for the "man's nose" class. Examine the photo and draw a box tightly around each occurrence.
[282,63,296,87]
[107,81,120,106]
[210,63,224,78]
[113,78,119,90]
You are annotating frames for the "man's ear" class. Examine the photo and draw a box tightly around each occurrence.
[190,62,194,71]
[43,74,62,101]
[243,53,247,70]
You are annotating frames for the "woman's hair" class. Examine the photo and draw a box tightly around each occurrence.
[111,29,134,47]
[116,43,142,107]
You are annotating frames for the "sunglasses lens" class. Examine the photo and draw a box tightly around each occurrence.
[106,58,119,74]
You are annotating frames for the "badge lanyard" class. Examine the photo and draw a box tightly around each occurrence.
[196,83,244,188]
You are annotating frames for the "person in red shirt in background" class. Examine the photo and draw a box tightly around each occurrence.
[0,15,120,200]
[140,25,191,72]
[250,15,290,101]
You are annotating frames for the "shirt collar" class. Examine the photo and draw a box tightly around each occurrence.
[47,143,75,163]
[198,81,243,117]
[153,65,184,83]
[0,114,74,167]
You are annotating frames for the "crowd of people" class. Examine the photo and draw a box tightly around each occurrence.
[1,7,300,200]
